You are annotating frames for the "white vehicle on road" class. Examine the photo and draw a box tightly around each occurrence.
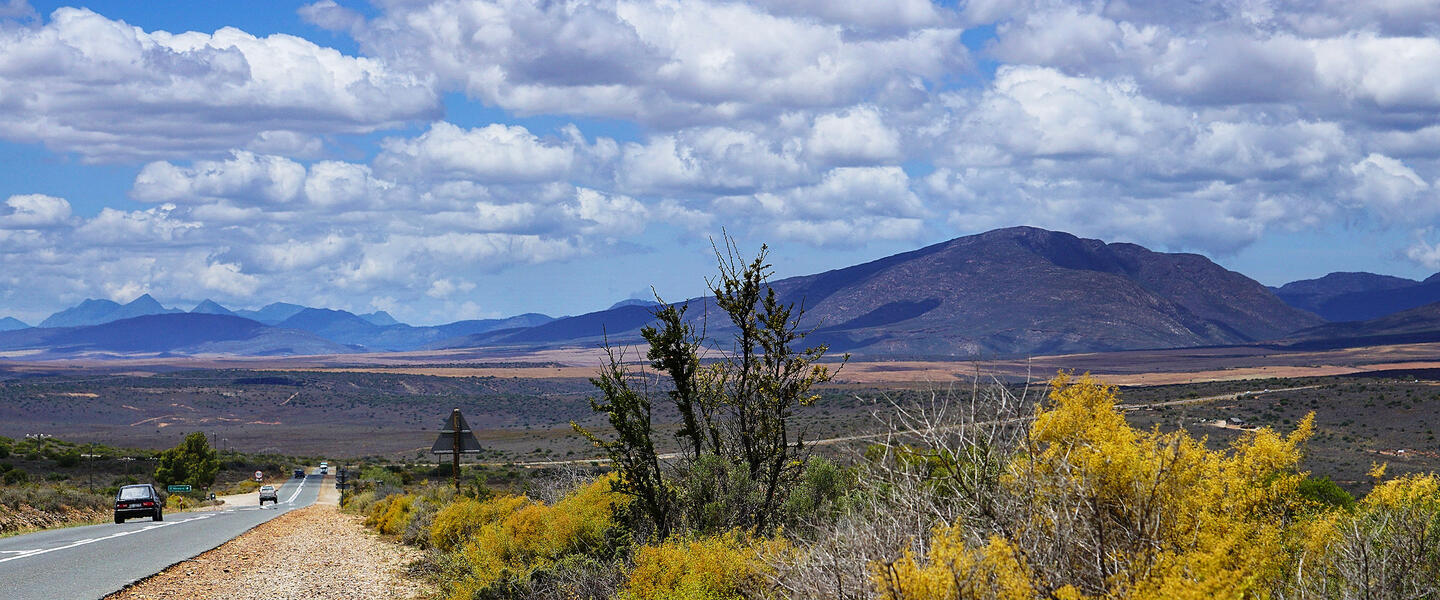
[258,485,278,506]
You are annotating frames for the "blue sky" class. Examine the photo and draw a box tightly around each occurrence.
[1,0,1438,325]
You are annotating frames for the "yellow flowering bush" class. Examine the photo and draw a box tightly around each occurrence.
[441,474,629,599]
[365,493,414,536]
[621,530,791,600]
[875,373,1316,600]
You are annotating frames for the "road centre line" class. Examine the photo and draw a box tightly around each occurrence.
[283,477,305,504]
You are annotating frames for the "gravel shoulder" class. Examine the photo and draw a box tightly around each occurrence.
[105,487,429,600]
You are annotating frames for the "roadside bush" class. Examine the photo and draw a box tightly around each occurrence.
[430,494,530,552]
[402,496,440,548]
[368,494,415,536]
[0,482,108,513]
[166,494,191,510]
[4,468,28,485]
[343,489,378,512]
[54,450,81,468]
[219,479,261,495]
[620,531,791,600]
[436,474,629,599]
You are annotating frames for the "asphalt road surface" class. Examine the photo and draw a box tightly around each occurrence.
[0,469,323,600]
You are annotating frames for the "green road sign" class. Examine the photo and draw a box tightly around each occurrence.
[166,485,191,492]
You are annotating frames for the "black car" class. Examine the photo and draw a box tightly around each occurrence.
[294,468,305,478]
[114,484,163,523]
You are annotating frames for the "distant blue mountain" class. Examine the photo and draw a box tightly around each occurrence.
[191,299,237,316]
[1275,272,1440,322]
[39,298,122,328]
[432,305,654,349]
[0,313,353,356]
[233,302,309,325]
[277,308,383,344]
[359,310,401,326]
[106,294,182,322]
[432,313,555,339]
[38,294,179,328]
[274,309,554,351]
[19,297,556,355]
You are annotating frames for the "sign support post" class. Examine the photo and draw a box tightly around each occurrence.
[432,408,482,493]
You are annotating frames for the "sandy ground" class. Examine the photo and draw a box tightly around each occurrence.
[106,480,424,600]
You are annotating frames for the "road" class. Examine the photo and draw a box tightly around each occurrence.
[0,469,324,600]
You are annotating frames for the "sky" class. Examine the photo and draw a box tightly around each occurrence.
[1,0,1440,325]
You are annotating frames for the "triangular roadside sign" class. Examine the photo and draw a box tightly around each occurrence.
[432,408,482,454]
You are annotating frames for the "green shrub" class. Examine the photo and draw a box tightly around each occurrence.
[1298,475,1356,511]
[55,451,81,468]
[3,469,28,485]
[402,496,439,548]
[781,456,853,526]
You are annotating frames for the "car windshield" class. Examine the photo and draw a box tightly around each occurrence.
[260,486,274,491]
[117,486,151,500]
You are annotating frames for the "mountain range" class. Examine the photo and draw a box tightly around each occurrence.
[4,226,1440,359]
[444,227,1322,357]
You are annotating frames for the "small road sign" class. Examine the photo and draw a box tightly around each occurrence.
[166,485,191,493]
[253,470,263,482]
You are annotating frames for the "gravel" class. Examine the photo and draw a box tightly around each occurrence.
[104,500,433,600]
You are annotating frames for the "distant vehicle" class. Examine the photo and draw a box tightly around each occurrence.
[259,485,278,505]
[114,484,163,523]
[293,468,305,478]
[320,462,328,474]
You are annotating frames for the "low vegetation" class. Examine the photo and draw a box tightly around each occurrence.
[351,375,1440,599]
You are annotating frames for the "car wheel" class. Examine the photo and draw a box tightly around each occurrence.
[115,515,124,524]
[153,509,163,522]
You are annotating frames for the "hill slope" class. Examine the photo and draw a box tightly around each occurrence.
[453,227,1322,357]
[1274,272,1423,320]
[1282,301,1440,350]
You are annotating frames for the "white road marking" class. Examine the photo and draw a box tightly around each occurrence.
[283,476,306,504]
[0,502,236,565]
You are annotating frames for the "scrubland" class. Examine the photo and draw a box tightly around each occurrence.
[347,374,1440,599]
